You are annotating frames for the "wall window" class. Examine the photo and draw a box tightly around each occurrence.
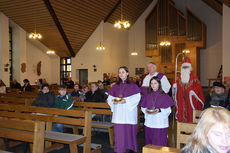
[60,57,71,85]
[9,27,13,83]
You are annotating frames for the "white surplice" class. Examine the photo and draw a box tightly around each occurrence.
[107,93,141,125]
[142,72,171,93]
[141,107,171,128]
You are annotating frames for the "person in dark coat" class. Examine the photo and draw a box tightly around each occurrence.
[11,78,21,89]
[32,84,55,107]
[21,79,32,92]
[65,77,74,89]
[85,82,106,102]
[204,82,228,110]
[97,80,108,94]
[71,83,81,97]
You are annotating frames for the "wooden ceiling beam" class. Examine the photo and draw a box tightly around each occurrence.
[43,0,75,57]
[219,0,230,7]
[104,0,121,22]
[202,0,222,14]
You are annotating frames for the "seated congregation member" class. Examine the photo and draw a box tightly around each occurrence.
[111,77,118,87]
[71,83,81,97]
[52,86,73,132]
[107,66,141,153]
[65,77,74,89]
[182,107,230,153]
[85,82,107,102]
[21,79,32,92]
[11,78,21,89]
[79,84,89,101]
[141,76,174,146]
[103,76,111,85]
[32,84,55,107]
[204,82,228,110]
[97,80,108,94]
[0,80,6,93]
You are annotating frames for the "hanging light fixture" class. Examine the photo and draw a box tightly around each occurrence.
[96,42,105,51]
[131,30,138,56]
[131,52,138,56]
[160,41,171,46]
[29,24,42,39]
[182,49,190,54]
[114,0,131,29]
[96,22,105,51]
[46,50,55,55]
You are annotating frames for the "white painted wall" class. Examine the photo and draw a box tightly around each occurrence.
[0,11,59,86]
[0,12,10,86]
[128,1,157,77]
[72,21,129,82]
[71,22,104,82]
[103,22,129,75]
[223,4,230,78]
[26,40,60,85]
[11,21,27,84]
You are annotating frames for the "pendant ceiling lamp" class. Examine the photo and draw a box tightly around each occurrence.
[96,22,105,51]
[114,0,130,29]
[131,30,138,56]
[29,24,42,39]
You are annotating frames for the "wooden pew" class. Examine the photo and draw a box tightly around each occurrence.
[0,97,34,106]
[176,122,197,149]
[0,150,12,153]
[73,97,82,102]
[0,104,96,153]
[0,92,37,99]
[0,112,45,153]
[143,145,181,153]
[192,110,202,123]
[73,102,114,148]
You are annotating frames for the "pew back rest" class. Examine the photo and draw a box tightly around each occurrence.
[143,144,181,153]
[0,93,37,99]
[0,104,92,153]
[192,110,202,123]
[73,102,112,115]
[0,112,45,153]
[0,104,90,127]
[176,122,197,149]
[72,97,81,102]
[0,97,34,106]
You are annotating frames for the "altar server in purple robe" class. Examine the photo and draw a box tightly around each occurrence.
[141,76,174,146]
[107,66,141,153]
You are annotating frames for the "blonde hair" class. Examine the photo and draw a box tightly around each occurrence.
[182,108,230,153]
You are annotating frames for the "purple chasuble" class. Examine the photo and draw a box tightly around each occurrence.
[108,82,140,98]
[140,90,174,109]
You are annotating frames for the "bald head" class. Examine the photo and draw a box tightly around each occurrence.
[147,62,157,75]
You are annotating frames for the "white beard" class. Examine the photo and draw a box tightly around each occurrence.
[181,67,191,84]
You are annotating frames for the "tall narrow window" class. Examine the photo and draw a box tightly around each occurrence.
[9,27,13,84]
[60,57,71,85]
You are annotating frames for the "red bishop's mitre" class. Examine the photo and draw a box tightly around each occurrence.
[182,57,192,67]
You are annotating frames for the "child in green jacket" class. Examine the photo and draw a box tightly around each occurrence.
[52,86,73,132]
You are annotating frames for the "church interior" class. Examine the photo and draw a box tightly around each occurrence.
[0,0,230,153]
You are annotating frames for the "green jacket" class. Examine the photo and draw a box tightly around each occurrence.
[53,93,73,110]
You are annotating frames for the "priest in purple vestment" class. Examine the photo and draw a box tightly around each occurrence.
[107,66,141,153]
[141,76,174,146]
